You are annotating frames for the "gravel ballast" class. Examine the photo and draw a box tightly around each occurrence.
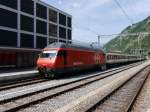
[0,64,135,102]
[132,72,150,112]
[19,61,150,112]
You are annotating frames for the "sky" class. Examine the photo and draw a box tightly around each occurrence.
[41,0,150,45]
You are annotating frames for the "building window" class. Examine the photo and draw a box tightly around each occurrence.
[0,0,17,9]
[0,29,17,47]
[21,0,34,15]
[49,38,57,44]
[67,17,71,28]
[36,3,47,19]
[0,8,17,29]
[67,29,72,40]
[49,24,57,37]
[59,13,66,26]
[49,9,57,23]
[36,36,47,49]
[21,34,34,48]
[59,39,66,43]
[36,20,47,35]
[21,15,34,32]
[59,27,66,39]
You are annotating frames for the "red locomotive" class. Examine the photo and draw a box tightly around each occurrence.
[37,42,106,77]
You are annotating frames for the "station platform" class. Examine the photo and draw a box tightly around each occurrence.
[0,68,39,83]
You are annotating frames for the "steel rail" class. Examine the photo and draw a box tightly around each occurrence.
[0,62,142,92]
[0,62,141,112]
[87,66,150,112]
[0,78,49,91]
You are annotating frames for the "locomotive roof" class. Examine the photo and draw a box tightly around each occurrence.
[46,42,103,51]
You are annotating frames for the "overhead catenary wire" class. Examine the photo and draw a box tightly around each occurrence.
[99,32,150,37]
[73,0,135,39]
[73,1,150,42]
[113,0,134,25]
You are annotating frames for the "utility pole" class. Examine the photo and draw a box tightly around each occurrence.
[119,35,122,46]
[137,33,140,55]
[98,35,100,47]
[138,33,143,55]
[119,35,122,52]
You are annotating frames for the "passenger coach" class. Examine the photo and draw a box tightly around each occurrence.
[106,52,143,65]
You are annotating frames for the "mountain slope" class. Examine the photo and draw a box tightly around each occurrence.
[104,16,150,53]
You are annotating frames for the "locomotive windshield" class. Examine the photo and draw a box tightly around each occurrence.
[40,51,57,58]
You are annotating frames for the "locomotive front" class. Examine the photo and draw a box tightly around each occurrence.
[37,50,57,77]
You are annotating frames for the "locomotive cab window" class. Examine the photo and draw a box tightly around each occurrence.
[40,51,57,58]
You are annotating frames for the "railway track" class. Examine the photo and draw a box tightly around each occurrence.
[88,66,150,112]
[0,62,142,92]
[0,77,49,91]
[0,62,142,112]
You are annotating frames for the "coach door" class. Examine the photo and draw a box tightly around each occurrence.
[58,50,67,68]
[63,51,67,68]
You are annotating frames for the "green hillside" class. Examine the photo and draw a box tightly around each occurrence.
[104,16,150,53]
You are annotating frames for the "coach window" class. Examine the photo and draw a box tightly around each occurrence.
[0,29,17,47]
[49,9,57,23]
[49,24,57,37]
[116,56,118,59]
[119,56,121,59]
[36,3,47,19]
[59,13,66,26]
[0,8,17,29]
[110,56,112,60]
[0,0,17,9]
[36,20,47,35]
[21,0,34,15]
[59,27,66,39]
[21,15,34,32]
[123,56,125,59]
[113,55,115,60]
[107,55,110,60]
[36,36,47,49]
[21,34,34,48]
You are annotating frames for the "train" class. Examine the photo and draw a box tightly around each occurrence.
[106,52,142,65]
[0,52,16,68]
[0,49,39,68]
[37,42,143,77]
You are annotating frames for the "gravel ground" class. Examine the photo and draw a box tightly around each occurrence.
[0,78,73,101]
[19,69,135,112]
[131,72,150,112]
[0,65,132,101]
[93,66,150,112]
[19,61,149,112]
[0,69,107,101]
